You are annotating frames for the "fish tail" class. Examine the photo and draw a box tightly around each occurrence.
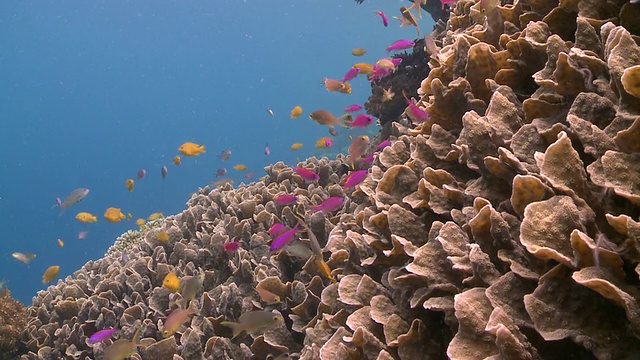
[220,321,244,338]
[336,116,350,128]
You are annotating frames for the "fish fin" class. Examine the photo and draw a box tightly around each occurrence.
[336,115,350,128]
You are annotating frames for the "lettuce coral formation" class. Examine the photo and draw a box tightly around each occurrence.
[20,0,640,359]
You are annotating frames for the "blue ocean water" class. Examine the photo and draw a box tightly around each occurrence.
[0,1,433,304]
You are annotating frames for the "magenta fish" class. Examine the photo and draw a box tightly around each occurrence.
[293,167,320,182]
[268,223,287,237]
[270,224,300,252]
[376,140,392,150]
[161,165,168,179]
[362,154,375,164]
[325,138,334,148]
[137,169,146,179]
[216,168,227,177]
[344,104,363,113]
[351,114,375,129]
[88,328,118,344]
[274,194,298,205]
[224,241,241,254]
[264,143,271,156]
[374,10,388,26]
[386,40,415,52]
[341,68,360,83]
[344,170,368,189]
[311,197,344,214]
[403,91,430,123]
[78,231,89,240]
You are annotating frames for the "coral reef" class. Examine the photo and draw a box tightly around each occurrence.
[0,289,28,360]
[19,0,640,359]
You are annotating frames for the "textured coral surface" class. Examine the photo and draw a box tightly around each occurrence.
[20,0,640,359]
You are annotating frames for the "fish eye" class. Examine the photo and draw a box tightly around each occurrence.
[162,331,169,337]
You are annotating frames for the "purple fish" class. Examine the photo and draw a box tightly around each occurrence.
[218,149,232,161]
[264,143,271,156]
[376,140,392,150]
[293,167,320,182]
[403,91,430,123]
[344,104,363,113]
[374,10,388,27]
[351,114,375,129]
[341,68,360,83]
[88,328,118,344]
[325,138,334,148]
[311,197,344,214]
[161,166,168,179]
[392,58,403,67]
[344,170,369,188]
[137,169,146,179]
[216,168,227,177]
[268,223,287,237]
[270,224,300,252]
[386,40,415,52]
[362,154,375,164]
[274,194,298,205]
[78,231,89,240]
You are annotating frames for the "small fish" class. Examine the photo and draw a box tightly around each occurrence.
[344,104,363,113]
[290,106,303,119]
[76,212,98,223]
[376,140,392,150]
[386,39,415,52]
[173,155,182,166]
[216,168,227,177]
[293,167,320,182]
[352,63,374,76]
[311,197,344,214]
[178,142,206,157]
[351,48,367,56]
[104,208,126,223]
[161,165,168,179]
[221,311,283,338]
[351,114,375,129]
[57,239,64,248]
[88,328,118,344]
[362,154,375,164]
[156,231,170,244]
[180,274,204,309]
[137,169,146,179]
[374,10,388,27]
[309,110,348,130]
[274,194,298,205]
[234,164,247,172]
[268,223,287,237]
[103,328,143,360]
[341,68,360,83]
[218,149,232,161]
[267,109,275,117]
[264,143,271,156]
[125,179,135,192]
[480,0,500,15]
[56,188,90,213]
[12,252,36,265]
[163,272,180,293]
[256,288,280,304]
[270,224,300,252]
[163,306,197,338]
[244,171,256,180]
[323,78,351,94]
[135,218,146,227]
[395,6,421,38]
[290,143,303,151]
[148,212,164,221]
[424,34,438,58]
[224,241,241,254]
[344,170,369,189]
[403,91,430,123]
[292,214,336,283]
[78,231,89,240]
[315,137,333,149]
[346,135,371,167]
[328,127,338,137]
[42,265,60,284]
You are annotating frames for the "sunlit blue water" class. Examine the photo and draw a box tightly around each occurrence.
[0,1,433,304]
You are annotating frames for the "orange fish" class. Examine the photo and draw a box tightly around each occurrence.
[351,48,366,56]
[323,78,351,94]
[163,272,180,292]
[125,179,134,192]
[234,164,247,172]
[178,142,206,157]
[346,135,370,168]
[352,63,374,76]
[57,239,64,248]
[42,265,60,284]
[104,208,126,223]
[173,155,182,166]
[135,218,146,227]
[156,231,170,244]
[148,212,164,221]
[76,212,98,223]
[290,143,303,151]
[290,106,303,119]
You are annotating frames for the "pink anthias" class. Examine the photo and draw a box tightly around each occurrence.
[270,224,300,252]
[264,143,271,156]
[274,194,298,206]
[341,67,360,83]
[351,114,375,129]
[88,328,118,344]
[374,10,388,26]
[78,231,89,240]
[223,241,241,254]
[376,140,392,150]
[403,91,430,123]
[370,58,402,83]
[344,104,363,113]
[137,169,146,179]
[344,170,369,189]
[311,197,344,214]
[268,223,287,237]
[441,0,458,9]
[293,167,320,182]
[325,138,334,148]
[386,40,415,52]
[161,165,168,179]
[361,154,375,164]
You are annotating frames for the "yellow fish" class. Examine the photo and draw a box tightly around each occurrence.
[75,212,97,223]
[315,137,333,148]
[126,179,134,192]
[221,311,283,338]
[178,142,206,157]
[290,143,303,151]
[135,218,146,227]
[352,63,374,76]
[148,212,164,221]
[173,155,182,166]
[163,272,180,292]
[104,208,126,223]
[156,231,170,244]
[103,328,143,360]
[57,239,64,248]
[351,48,367,56]
[290,106,303,119]
[234,164,247,172]
[42,265,60,284]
